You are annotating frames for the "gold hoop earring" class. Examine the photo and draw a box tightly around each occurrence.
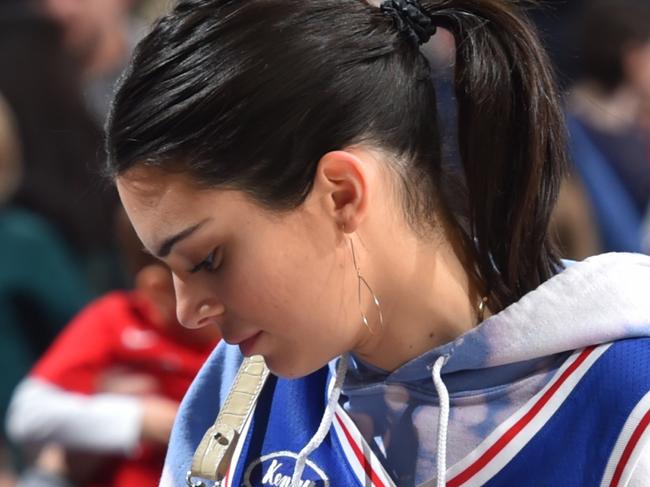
[477,296,488,322]
[349,238,383,334]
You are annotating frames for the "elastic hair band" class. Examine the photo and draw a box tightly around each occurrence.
[380,0,437,46]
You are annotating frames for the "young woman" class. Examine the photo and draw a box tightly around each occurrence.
[105,0,650,485]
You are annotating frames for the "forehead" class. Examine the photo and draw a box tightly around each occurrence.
[117,166,189,213]
[116,166,211,250]
[116,166,275,256]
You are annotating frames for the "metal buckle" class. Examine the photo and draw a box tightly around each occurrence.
[186,471,219,487]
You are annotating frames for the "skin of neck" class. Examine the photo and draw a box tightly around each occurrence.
[347,182,486,372]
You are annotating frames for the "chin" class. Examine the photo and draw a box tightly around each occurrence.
[264,355,326,380]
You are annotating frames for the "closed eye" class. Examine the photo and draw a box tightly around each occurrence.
[189,247,222,274]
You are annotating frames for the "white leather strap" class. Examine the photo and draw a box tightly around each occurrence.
[187,355,269,486]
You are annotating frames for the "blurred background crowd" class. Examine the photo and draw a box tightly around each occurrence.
[0,0,648,486]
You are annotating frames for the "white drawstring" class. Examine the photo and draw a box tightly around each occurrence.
[432,355,450,487]
[291,354,349,487]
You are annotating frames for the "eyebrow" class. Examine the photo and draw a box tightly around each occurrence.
[155,219,210,258]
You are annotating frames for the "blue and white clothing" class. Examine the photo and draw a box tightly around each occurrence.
[162,253,650,486]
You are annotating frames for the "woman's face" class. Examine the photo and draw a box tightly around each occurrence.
[117,167,364,378]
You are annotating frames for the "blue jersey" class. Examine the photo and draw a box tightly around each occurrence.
[221,339,650,487]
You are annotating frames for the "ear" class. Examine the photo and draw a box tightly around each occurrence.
[310,149,370,234]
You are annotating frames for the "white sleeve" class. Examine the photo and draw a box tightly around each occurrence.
[627,444,650,487]
[5,377,143,455]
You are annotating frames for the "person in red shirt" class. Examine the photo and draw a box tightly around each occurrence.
[7,243,220,486]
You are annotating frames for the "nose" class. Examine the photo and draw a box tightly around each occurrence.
[173,274,225,329]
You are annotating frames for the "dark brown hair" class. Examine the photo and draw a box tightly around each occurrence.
[106,0,567,311]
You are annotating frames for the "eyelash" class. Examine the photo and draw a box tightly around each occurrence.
[189,248,222,274]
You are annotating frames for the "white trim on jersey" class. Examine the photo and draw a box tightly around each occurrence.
[331,405,397,487]
[228,343,614,487]
[444,344,611,487]
[600,389,650,487]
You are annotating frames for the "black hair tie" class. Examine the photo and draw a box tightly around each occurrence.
[380,0,437,46]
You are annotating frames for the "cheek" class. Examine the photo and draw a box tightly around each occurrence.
[225,237,356,337]
[223,251,316,326]
[223,247,362,378]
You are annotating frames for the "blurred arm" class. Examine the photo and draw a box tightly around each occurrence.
[6,377,142,455]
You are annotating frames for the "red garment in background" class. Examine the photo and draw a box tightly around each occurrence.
[31,291,219,487]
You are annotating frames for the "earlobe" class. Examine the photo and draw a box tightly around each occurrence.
[314,150,370,234]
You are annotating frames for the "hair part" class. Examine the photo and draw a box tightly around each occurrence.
[106,0,567,311]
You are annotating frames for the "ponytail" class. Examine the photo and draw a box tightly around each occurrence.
[422,0,568,309]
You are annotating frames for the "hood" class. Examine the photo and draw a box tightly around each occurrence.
[323,252,650,487]
[444,251,650,372]
[343,252,650,388]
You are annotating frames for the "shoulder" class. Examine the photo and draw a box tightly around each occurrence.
[32,292,134,355]
[66,291,132,329]
[85,291,132,311]
[594,340,650,487]
[600,337,650,377]
[0,209,66,247]
[584,339,650,418]
[590,338,650,387]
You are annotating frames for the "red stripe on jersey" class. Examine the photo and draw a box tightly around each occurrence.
[609,409,650,487]
[448,346,597,487]
[335,413,387,487]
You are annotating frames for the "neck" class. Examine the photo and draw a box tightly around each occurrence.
[351,220,487,372]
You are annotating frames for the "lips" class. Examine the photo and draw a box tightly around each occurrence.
[197,316,225,328]
[236,331,262,357]
[222,330,260,345]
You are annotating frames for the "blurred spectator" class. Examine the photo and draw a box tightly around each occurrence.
[550,175,602,260]
[0,1,122,291]
[643,205,650,255]
[565,0,650,254]
[0,91,94,483]
[134,0,172,25]
[6,215,220,487]
[42,0,147,122]
[0,85,21,487]
[0,94,21,204]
